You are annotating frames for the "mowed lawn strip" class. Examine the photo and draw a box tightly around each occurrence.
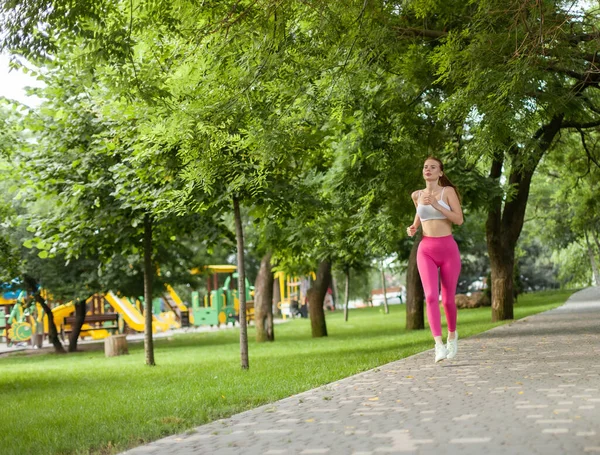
[0,289,575,455]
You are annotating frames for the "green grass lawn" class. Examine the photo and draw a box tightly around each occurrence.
[0,289,575,455]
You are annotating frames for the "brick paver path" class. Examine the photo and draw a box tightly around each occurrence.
[121,287,600,455]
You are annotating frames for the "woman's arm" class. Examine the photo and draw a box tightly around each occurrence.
[431,187,464,225]
[407,191,421,236]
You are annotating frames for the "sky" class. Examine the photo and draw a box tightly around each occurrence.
[0,54,43,107]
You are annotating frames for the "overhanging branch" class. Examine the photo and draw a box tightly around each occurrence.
[583,52,599,63]
[577,127,600,169]
[545,65,587,80]
[393,27,447,39]
[561,119,600,129]
[569,32,600,45]
[581,96,600,115]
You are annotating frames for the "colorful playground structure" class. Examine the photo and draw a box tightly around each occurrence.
[188,266,331,324]
[0,286,45,345]
[1,266,257,345]
[275,271,317,319]
[0,284,191,346]
[0,266,328,346]
[189,265,255,327]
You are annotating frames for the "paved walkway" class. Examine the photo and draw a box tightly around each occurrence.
[122,287,600,455]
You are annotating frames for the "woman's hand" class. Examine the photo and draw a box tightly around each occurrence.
[421,192,432,206]
[423,191,442,210]
[406,225,417,237]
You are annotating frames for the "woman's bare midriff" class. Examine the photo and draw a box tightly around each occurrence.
[421,219,453,237]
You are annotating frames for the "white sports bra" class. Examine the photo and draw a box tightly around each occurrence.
[416,187,451,221]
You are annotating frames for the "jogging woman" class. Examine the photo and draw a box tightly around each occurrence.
[406,157,464,363]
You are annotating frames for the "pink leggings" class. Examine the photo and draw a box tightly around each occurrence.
[417,235,461,337]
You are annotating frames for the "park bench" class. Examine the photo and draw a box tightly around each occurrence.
[62,313,120,338]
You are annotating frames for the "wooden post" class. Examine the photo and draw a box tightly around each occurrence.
[104,334,129,357]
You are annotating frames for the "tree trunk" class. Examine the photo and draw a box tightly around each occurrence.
[486,115,563,321]
[381,262,389,314]
[405,233,424,330]
[34,294,65,353]
[591,230,600,267]
[143,213,155,366]
[585,231,600,286]
[488,250,516,320]
[68,299,87,352]
[343,267,350,322]
[486,151,514,321]
[307,260,331,337]
[233,196,249,369]
[104,334,128,357]
[254,252,274,342]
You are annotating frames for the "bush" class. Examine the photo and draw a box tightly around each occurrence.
[454,292,490,309]
[473,291,491,307]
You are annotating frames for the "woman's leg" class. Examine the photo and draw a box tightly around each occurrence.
[440,238,461,335]
[417,242,442,338]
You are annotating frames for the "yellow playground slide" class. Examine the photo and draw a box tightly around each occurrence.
[166,285,188,312]
[165,285,193,324]
[104,291,170,333]
[50,302,75,330]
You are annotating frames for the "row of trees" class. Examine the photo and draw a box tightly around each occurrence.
[1,0,599,368]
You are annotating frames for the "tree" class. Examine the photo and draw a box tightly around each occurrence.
[524,129,600,287]
[0,101,25,281]
[389,0,600,320]
[0,179,110,353]
[7,56,219,362]
[7,0,596,332]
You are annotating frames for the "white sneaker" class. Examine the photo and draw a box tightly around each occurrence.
[435,343,448,363]
[447,331,458,359]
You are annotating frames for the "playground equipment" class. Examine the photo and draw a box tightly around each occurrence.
[275,272,326,319]
[1,284,18,343]
[0,285,109,345]
[0,308,6,342]
[58,294,122,340]
[2,290,44,345]
[56,292,179,339]
[162,285,192,326]
[150,294,182,330]
[1,278,184,346]
[190,265,254,327]
[1,284,72,345]
[155,267,192,327]
[104,292,174,333]
[0,290,18,305]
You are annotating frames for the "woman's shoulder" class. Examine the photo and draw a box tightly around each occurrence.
[411,189,423,201]
[441,185,460,206]
[442,185,458,197]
